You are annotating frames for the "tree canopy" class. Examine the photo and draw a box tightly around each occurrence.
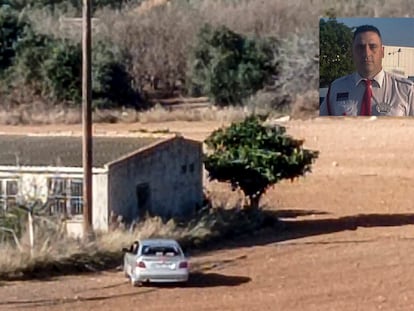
[319,18,355,88]
[203,115,319,209]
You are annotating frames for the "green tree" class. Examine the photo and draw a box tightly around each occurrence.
[203,115,319,210]
[319,18,355,88]
[41,39,82,103]
[188,24,278,106]
[0,6,28,75]
[9,26,54,88]
[9,31,137,107]
[91,40,138,109]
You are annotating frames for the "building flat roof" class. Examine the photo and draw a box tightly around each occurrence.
[0,135,164,168]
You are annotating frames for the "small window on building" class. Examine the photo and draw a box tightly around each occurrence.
[48,178,67,215]
[0,179,19,212]
[6,180,18,196]
[189,163,195,173]
[181,164,187,174]
[47,177,83,217]
[69,179,83,215]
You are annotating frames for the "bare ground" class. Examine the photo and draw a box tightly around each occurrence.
[1,117,414,311]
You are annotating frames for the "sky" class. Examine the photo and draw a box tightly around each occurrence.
[334,17,414,48]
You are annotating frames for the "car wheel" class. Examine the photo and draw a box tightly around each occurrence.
[131,278,142,287]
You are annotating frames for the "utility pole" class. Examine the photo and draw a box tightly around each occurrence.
[82,0,93,237]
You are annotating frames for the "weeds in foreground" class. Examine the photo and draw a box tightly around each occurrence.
[0,203,280,280]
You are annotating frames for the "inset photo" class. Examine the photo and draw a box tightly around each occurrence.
[319,17,414,116]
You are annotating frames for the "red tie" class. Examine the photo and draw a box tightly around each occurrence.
[360,79,372,116]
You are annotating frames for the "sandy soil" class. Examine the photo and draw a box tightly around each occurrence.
[1,117,414,311]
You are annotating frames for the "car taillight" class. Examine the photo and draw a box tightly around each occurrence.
[136,261,146,268]
[179,261,188,269]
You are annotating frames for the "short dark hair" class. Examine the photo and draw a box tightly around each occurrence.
[352,25,382,43]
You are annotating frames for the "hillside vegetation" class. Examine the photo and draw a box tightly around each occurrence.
[1,0,411,123]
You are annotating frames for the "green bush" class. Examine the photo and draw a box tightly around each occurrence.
[8,33,82,104]
[38,39,137,107]
[319,18,354,88]
[188,24,278,106]
[9,26,55,89]
[0,7,28,75]
[0,204,27,244]
[1,0,70,12]
[204,115,319,209]
[91,41,138,109]
[8,28,138,107]
[41,39,82,103]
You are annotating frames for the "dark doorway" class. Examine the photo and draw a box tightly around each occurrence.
[136,183,151,220]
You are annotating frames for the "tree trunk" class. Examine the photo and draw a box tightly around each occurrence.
[248,194,261,210]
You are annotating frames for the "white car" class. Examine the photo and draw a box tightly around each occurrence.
[122,238,190,286]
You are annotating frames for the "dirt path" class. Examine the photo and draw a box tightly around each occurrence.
[1,117,414,311]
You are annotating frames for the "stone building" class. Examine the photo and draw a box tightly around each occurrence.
[0,134,203,233]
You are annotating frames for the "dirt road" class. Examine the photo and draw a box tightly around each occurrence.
[1,117,414,311]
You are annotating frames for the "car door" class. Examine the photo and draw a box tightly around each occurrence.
[124,244,135,274]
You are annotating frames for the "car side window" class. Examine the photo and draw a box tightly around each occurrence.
[142,245,150,255]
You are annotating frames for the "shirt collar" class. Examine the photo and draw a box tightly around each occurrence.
[354,69,385,88]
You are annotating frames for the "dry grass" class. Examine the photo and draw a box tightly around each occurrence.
[0,187,279,280]
[0,105,81,125]
[136,105,253,123]
[0,104,256,125]
[0,215,178,279]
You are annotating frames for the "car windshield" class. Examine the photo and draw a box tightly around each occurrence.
[141,245,181,257]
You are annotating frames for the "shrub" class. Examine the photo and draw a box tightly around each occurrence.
[0,7,28,75]
[3,28,80,106]
[7,26,55,95]
[0,206,27,244]
[41,38,82,104]
[39,39,139,107]
[7,28,138,108]
[319,18,354,88]
[0,14,58,107]
[91,40,139,109]
[188,24,278,106]
[204,115,319,209]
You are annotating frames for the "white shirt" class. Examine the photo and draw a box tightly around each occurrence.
[320,70,414,116]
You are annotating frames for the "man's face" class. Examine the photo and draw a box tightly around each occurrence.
[352,31,384,78]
